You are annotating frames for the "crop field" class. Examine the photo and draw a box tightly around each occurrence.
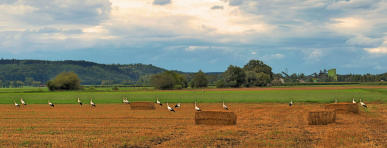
[1,86,387,104]
[0,86,386,147]
[0,103,386,147]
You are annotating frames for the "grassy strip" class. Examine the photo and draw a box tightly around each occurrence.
[0,87,386,104]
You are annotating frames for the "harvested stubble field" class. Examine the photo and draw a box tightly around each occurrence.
[1,103,387,148]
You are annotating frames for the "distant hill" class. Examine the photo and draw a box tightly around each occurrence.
[0,59,166,85]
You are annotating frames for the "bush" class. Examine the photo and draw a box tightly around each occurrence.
[216,80,226,88]
[223,65,245,88]
[47,72,81,91]
[112,86,119,91]
[88,87,96,91]
[150,71,187,90]
[190,70,208,88]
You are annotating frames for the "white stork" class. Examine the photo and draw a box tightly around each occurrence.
[48,101,54,108]
[90,98,96,107]
[289,99,293,106]
[222,101,228,110]
[20,98,27,106]
[14,101,20,108]
[123,97,129,104]
[175,98,181,108]
[167,102,175,112]
[174,102,181,108]
[156,98,162,106]
[352,98,356,104]
[360,99,367,108]
[77,98,83,106]
[195,101,201,111]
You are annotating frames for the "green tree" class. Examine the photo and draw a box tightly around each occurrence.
[47,72,81,91]
[223,65,245,88]
[243,60,273,80]
[32,81,41,87]
[243,60,273,87]
[16,80,24,88]
[216,80,226,88]
[150,71,187,90]
[24,77,34,86]
[190,70,208,88]
[9,81,15,88]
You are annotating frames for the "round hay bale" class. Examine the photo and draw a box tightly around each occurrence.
[325,103,359,114]
[195,111,237,125]
[308,110,336,125]
[130,102,155,110]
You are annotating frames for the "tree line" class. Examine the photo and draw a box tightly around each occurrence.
[1,59,386,90]
[150,60,274,89]
[279,69,387,83]
[149,59,387,89]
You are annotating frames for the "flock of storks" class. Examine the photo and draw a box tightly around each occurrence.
[12,97,229,112]
[151,98,229,112]
[12,97,367,111]
[288,98,368,109]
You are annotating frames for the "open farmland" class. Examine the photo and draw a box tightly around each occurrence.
[1,86,387,104]
[1,86,387,147]
[0,103,386,147]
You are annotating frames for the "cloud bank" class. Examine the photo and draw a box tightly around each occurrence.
[0,0,386,73]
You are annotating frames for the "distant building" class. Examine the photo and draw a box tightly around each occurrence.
[328,69,338,81]
[279,78,285,84]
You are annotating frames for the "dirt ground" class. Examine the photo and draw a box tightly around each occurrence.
[0,103,386,148]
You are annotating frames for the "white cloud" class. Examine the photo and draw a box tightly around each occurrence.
[111,0,274,36]
[185,46,210,52]
[303,49,323,63]
[365,47,387,54]
[0,0,386,74]
[184,46,231,52]
[261,53,284,60]
[328,17,371,34]
[346,35,382,46]
[364,35,387,54]
[364,45,387,54]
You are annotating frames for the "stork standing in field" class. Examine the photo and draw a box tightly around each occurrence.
[20,98,27,106]
[195,101,201,111]
[167,102,175,112]
[334,98,338,104]
[123,97,129,104]
[156,98,162,106]
[360,99,367,108]
[174,102,181,108]
[289,99,293,107]
[222,101,229,110]
[352,98,356,104]
[174,98,181,108]
[48,101,54,108]
[77,98,83,106]
[14,101,20,108]
[90,98,96,108]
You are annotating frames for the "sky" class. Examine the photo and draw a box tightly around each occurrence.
[0,0,386,74]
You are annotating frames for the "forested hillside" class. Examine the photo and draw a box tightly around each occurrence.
[0,59,165,86]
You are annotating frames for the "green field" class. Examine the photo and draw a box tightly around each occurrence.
[0,86,386,104]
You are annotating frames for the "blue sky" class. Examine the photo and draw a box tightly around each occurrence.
[0,0,386,74]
